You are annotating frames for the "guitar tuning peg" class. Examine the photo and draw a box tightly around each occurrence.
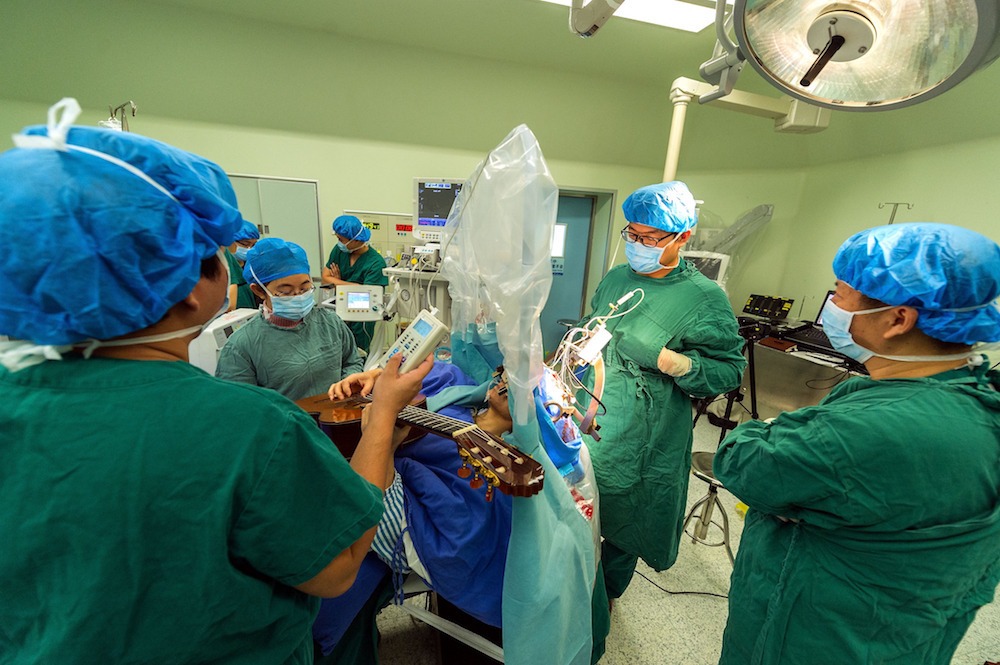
[484,485,494,502]
[457,462,472,479]
[469,474,484,490]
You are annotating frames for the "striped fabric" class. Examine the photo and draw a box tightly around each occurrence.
[371,471,411,573]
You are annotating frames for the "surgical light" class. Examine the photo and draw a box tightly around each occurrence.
[733,0,1000,110]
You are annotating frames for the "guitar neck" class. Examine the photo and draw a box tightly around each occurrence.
[351,394,544,498]
[398,404,483,437]
[354,395,486,439]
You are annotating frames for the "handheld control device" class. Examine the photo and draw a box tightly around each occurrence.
[380,309,450,373]
[335,284,384,322]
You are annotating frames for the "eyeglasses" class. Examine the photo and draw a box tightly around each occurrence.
[620,226,674,248]
[270,286,315,298]
[491,365,509,396]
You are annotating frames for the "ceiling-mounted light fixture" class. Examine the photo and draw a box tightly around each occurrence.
[546,0,734,36]
[732,0,1000,111]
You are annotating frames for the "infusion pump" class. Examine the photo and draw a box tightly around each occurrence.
[188,308,258,374]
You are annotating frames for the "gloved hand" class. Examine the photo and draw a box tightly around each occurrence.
[657,347,692,377]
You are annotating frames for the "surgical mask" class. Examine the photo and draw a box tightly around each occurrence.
[234,245,250,262]
[336,227,368,254]
[269,290,315,321]
[820,300,894,363]
[624,235,679,275]
[821,299,988,365]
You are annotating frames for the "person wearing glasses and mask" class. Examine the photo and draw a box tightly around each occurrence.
[580,181,746,604]
[217,237,363,401]
[321,214,389,353]
[714,223,1000,665]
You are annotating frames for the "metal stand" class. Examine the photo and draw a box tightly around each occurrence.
[682,451,735,566]
[691,317,769,444]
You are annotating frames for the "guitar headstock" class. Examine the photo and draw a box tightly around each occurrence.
[453,429,544,500]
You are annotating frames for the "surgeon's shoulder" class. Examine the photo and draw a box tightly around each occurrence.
[311,306,353,331]
[223,313,264,344]
[596,264,634,292]
[679,262,726,295]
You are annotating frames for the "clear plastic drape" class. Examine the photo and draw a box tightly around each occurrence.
[440,125,596,665]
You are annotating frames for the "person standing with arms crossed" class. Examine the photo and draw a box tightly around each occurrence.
[715,223,1000,664]
[322,214,388,354]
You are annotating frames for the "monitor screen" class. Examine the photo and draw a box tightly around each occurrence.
[681,250,729,284]
[415,180,463,230]
[815,290,836,325]
[347,291,370,310]
[686,255,724,280]
[412,318,433,338]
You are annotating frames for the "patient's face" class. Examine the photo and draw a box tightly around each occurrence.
[486,384,511,421]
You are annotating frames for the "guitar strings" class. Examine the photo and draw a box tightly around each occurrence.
[357,396,540,485]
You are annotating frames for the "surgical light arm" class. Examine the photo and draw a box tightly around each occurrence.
[664,76,830,181]
[569,0,622,37]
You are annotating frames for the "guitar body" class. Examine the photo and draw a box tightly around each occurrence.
[295,393,428,459]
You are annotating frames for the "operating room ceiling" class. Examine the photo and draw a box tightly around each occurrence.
[5,0,1000,172]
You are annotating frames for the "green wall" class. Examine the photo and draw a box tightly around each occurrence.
[763,136,1000,321]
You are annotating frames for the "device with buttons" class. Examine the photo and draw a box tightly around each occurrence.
[335,285,384,322]
[379,308,450,373]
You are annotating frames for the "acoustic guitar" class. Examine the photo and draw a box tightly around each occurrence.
[295,393,545,501]
[294,393,427,459]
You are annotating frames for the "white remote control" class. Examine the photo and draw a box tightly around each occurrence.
[380,309,450,373]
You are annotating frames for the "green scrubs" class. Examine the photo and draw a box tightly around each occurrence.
[0,358,383,664]
[216,307,363,401]
[715,363,1000,665]
[225,249,256,309]
[581,261,745,590]
[326,246,388,353]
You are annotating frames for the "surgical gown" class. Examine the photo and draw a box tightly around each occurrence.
[326,246,388,353]
[714,363,1000,665]
[216,308,363,401]
[582,261,745,570]
[0,357,384,664]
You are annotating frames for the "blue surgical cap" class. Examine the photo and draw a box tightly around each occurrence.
[234,220,260,242]
[0,99,244,345]
[622,181,698,233]
[332,214,371,243]
[833,223,1000,344]
[243,238,311,286]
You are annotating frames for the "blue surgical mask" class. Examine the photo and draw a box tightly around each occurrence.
[336,241,350,253]
[820,300,893,363]
[820,299,985,365]
[234,245,250,262]
[269,290,315,321]
[624,236,679,275]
